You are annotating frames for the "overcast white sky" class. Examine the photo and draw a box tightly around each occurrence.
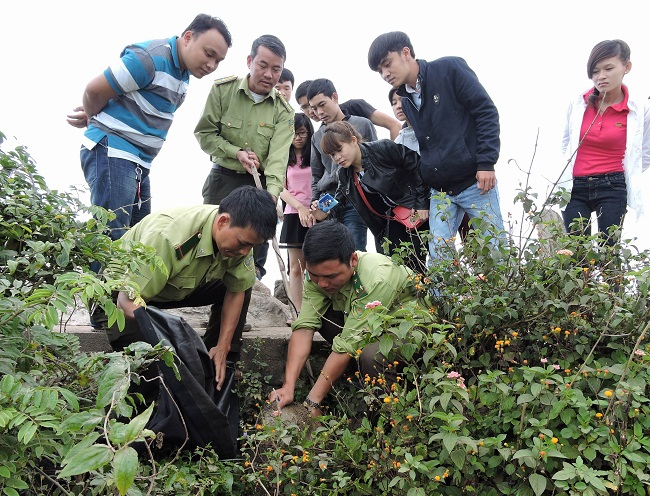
[2,0,649,283]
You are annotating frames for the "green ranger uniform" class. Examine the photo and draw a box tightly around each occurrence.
[120,205,256,301]
[106,205,256,352]
[291,252,425,355]
[194,75,295,199]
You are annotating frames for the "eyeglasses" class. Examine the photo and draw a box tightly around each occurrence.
[295,131,309,138]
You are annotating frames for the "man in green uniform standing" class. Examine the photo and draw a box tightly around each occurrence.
[194,34,294,280]
[269,221,431,415]
[108,186,277,390]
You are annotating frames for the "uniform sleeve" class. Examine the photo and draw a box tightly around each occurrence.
[124,231,176,301]
[291,281,332,331]
[194,83,242,161]
[221,252,256,292]
[331,267,407,355]
[262,102,295,198]
[447,57,500,171]
[104,46,155,95]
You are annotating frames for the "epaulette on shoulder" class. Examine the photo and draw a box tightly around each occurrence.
[276,91,293,112]
[175,230,202,260]
[213,75,238,86]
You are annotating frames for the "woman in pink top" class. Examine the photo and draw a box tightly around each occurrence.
[279,113,314,312]
[561,39,650,243]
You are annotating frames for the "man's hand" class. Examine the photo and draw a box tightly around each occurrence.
[67,106,89,128]
[237,149,260,174]
[268,385,295,410]
[476,170,497,194]
[416,209,430,221]
[208,345,230,391]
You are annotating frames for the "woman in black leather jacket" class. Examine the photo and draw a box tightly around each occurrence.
[316,121,429,271]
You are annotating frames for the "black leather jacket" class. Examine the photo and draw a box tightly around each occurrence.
[334,139,429,236]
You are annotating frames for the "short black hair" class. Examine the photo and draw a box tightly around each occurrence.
[251,34,286,61]
[388,88,397,105]
[279,68,294,85]
[218,186,277,240]
[307,78,336,101]
[303,221,355,266]
[295,80,312,104]
[368,31,415,71]
[183,14,232,48]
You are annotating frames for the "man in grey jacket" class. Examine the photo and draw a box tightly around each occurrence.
[307,78,378,251]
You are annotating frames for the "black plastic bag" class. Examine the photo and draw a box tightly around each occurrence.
[134,305,238,458]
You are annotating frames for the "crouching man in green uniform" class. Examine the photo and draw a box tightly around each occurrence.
[108,186,277,390]
[269,220,430,416]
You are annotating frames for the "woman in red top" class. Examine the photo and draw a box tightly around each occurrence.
[561,39,649,243]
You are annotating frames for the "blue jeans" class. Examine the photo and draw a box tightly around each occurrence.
[428,183,505,259]
[562,172,627,244]
[81,137,151,241]
[339,203,367,251]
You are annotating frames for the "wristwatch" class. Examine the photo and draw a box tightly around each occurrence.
[303,397,320,410]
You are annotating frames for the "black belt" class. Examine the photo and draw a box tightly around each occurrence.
[574,172,624,181]
[213,164,246,176]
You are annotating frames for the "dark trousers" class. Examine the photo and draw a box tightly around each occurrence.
[107,281,252,362]
[375,220,427,273]
[562,172,627,244]
[317,307,398,385]
[202,167,270,277]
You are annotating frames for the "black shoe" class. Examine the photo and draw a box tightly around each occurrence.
[89,305,108,331]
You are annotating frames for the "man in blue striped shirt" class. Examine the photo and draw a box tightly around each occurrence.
[68,14,232,241]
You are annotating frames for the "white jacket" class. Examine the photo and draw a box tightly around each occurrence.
[559,86,650,219]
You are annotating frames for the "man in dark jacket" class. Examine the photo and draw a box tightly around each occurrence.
[368,32,505,259]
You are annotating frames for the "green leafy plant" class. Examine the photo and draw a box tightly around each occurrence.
[2,131,649,495]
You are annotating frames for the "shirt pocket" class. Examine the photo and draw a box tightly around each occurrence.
[220,114,243,137]
[257,122,275,141]
[167,275,196,291]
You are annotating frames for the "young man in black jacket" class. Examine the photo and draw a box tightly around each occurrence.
[368,31,505,260]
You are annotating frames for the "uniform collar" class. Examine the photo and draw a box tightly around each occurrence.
[241,75,276,102]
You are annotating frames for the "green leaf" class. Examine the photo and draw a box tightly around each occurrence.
[440,392,452,411]
[122,403,154,445]
[0,466,10,478]
[59,444,113,478]
[529,473,547,496]
[379,334,394,359]
[583,446,597,461]
[113,446,138,496]
[58,387,80,411]
[513,449,534,460]
[450,448,465,469]
[17,421,37,444]
[530,382,542,397]
[517,393,535,405]
[4,478,27,490]
[3,488,19,496]
[96,358,131,409]
[442,432,458,454]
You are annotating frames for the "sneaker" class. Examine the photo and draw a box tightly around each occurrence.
[243,322,252,332]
